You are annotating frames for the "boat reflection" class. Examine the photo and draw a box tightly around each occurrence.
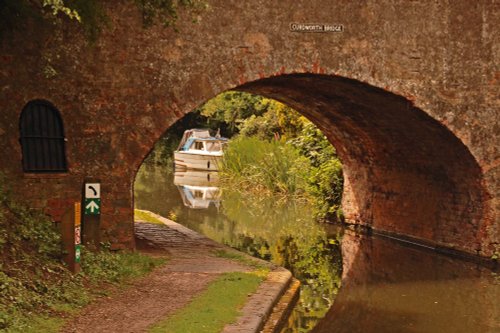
[174,170,221,209]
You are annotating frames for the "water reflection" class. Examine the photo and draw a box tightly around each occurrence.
[313,231,500,333]
[174,170,221,210]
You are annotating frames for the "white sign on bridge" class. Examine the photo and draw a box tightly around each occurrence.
[290,23,344,33]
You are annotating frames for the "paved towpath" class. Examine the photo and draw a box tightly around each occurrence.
[62,213,292,333]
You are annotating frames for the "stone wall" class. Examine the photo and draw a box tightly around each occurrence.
[0,0,497,255]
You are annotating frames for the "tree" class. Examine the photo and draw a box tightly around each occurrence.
[198,91,306,138]
[42,0,80,20]
[0,0,207,40]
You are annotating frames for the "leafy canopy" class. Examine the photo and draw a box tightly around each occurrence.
[197,91,306,138]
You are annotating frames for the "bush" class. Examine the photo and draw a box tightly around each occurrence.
[307,159,344,221]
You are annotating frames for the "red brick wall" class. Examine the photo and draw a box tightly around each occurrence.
[0,0,497,256]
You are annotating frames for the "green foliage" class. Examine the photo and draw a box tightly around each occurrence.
[198,91,270,134]
[149,272,264,333]
[0,177,61,264]
[43,0,80,20]
[238,103,305,140]
[135,0,208,28]
[0,0,207,40]
[289,123,344,221]
[198,91,344,220]
[220,137,310,197]
[220,133,343,220]
[289,122,337,167]
[81,246,165,283]
[0,177,165,332]
[197,91,305,138]
[306,159,344,221]
[66,0,108,41]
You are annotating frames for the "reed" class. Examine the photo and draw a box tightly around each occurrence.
[220,137,310,198]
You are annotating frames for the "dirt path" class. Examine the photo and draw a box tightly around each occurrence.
[62,221,254,333]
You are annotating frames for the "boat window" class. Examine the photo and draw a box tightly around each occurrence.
[19,100,68,173]
[205,142,221,152]
[194,141,205,150]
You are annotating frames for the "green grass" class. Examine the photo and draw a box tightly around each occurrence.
[81,247,167,283]
[149,272,265,333]
[220,135,344,221]
[4,315,65,333]
[135,209,165,225]
[213,249,267,269]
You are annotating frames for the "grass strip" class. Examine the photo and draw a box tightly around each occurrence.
[213,249,267,269]
[135,209,165,225]
[149,272,264,333]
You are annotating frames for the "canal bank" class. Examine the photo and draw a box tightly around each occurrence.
[135,163,344,332]
[134,162,500,333]
[63,210,298,333]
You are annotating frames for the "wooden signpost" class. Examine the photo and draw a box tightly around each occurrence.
[61,202,82,273]
[61,180,102,273]
[74,202,82,265]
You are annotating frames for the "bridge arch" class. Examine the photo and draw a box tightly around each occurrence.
[136,72,488,256]
[0,0,496,257]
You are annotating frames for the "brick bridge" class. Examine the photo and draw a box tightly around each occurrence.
[0,1,497,258]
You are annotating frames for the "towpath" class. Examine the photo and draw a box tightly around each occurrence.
[61,213,293,333]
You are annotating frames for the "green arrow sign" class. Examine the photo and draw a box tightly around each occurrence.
[84,198,101,215]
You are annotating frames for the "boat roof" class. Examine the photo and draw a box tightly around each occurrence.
[177,128,228,151]
[190,137,228,142]
[189,129,211,137]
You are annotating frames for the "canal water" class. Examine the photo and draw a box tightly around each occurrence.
[135,161,499,333]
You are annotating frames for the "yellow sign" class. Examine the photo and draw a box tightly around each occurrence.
[75,202,81,226]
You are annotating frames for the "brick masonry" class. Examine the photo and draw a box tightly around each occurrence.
[0,0,498,256]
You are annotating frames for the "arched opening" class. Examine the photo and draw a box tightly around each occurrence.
[134,89,345,331]
[133,73,487,256]
[132,73,489,332]
[19,100,68,173]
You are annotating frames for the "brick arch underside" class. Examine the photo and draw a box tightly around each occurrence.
[225,74,488,255]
